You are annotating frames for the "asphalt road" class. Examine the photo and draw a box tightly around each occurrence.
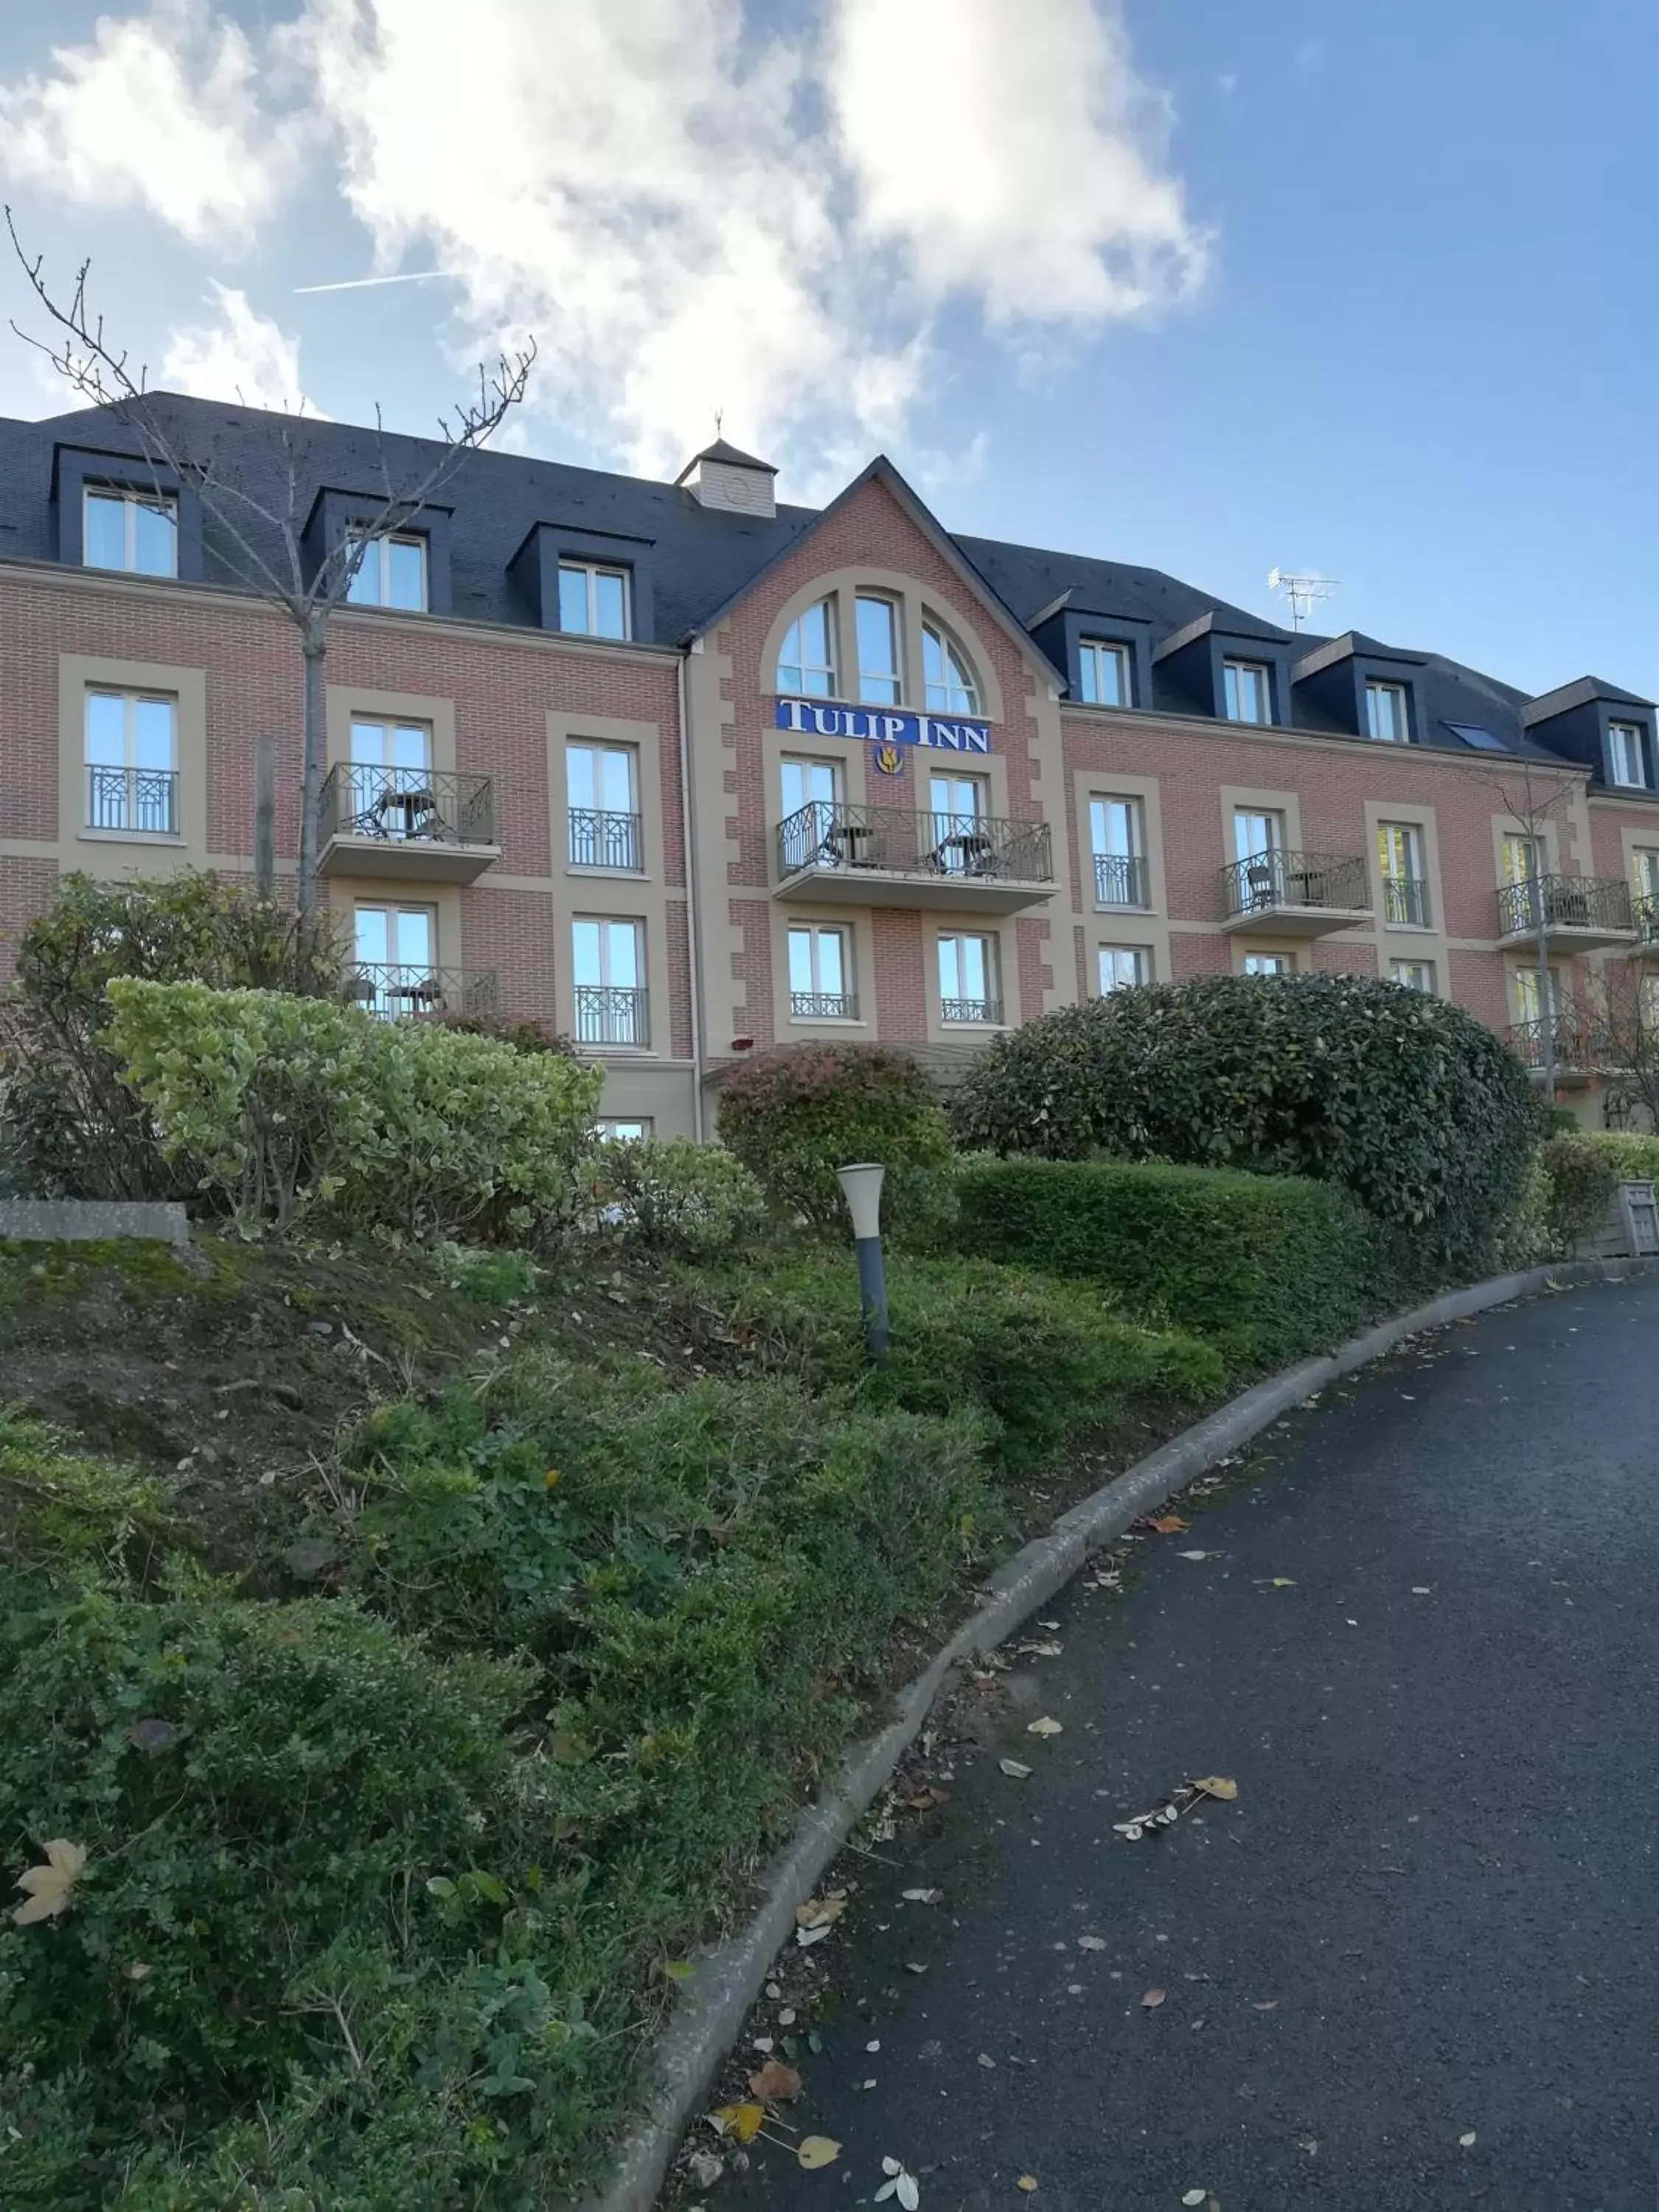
[699,1276,1659,2212]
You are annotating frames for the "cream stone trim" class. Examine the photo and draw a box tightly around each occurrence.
[923,911,1020,1042]
[682,631,745,1053]
[768,903,873,1036]
[1219,783,1304,863]
[548,712,668,886]
[58,653,207,869]
[1363,799,1449,984]
[588,1062,698,1138]
[326,877,465,970]
[327,684,456,773]
[555,908,672,1062]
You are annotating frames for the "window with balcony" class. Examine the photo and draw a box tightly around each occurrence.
[922,622,979,714]
[855,594,902,706]
[928,770,990,874]
[83,485,177,577]
[573,917,647,1046]
[938,932,1001,1024]
[1377,822,1430,926]
[778,598,836,697]
[346,532,428,610]
[1501,832,1540,885]
[1390,958,1436,992]
[347,718,434,841]
[84,689,178,835]
[1243,950,1293,975]
[1365,681,1411,742]
[567,740,641,870]
[782,757,841,818]
[354,902,437,1018]
[1078,640,1130,707]
[1634,848,1659,942]
[788,922,855,1020]
[558,560,630,639]
[1099,945,1150,993]
[1090,796,1148,907]
[1610,720,1649,789]
[1223,660,1271,725]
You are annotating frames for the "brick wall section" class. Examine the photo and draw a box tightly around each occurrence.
[870,909,930,1045]
[0,855,59,979]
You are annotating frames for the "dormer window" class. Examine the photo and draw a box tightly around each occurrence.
[1079,640,1130,706]
[1223,660,1271,725]
[922,622,979,714]
[559,560,630,640]
[346,532,427,611]
[779,599,836,697]
[1610,720,1649,788]
[1365,680,1410,742]
[855,594,902,706]
[83,484,177,577]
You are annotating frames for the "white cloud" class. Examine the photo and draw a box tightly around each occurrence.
[0,0,298,250]
[159,282,315,411]
[0,0,1208,484]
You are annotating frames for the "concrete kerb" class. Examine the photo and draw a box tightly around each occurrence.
[582,1257,1647,2212]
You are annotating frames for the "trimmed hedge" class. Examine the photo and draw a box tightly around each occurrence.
[954,1155,1380,1371]
[1538,1135,1619,1254]
[1579,1132,1659,1183]
[952,974,1542,1283]
[716,1043,953,1242]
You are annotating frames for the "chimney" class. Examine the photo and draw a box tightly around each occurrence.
[675,437,778,519]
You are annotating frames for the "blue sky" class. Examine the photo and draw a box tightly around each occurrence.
[1,0,1655,700]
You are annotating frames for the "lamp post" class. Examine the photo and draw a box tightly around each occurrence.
[836,1161,889,1363]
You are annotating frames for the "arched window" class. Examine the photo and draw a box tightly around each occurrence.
[778,598,836,697]
[922,621,979,714]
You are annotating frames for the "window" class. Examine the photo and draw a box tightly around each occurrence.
[347,718,433,841]
[567,741,641,869]
[1223,660,1272,725]
[1232,810,1286,911]
[1242,951,1293,976]
[1234,810,1283,863]
[781,757,841,819]
[594,1118,653,1142]
[1610,720,1649,788]
[346,532,427,610]
[1377,822,1429,927]
[778,598,836,697]
[1090,796,1147,907]
[84,689,178,834]
[354,903,437,1018]
[1099,945,1151,993]
[558,561,630,639]
[1078,640,1130,708]
[1633,849,1659,939]
[922,622,978,714]
[787,923,855,1019]
[83,485,177,577]
[1446,723,1510,753]
[1390,959,1436,993]
[1365,681,1410,742]
[572,917,647,1046]
[928,770,989,873]
[855,594,902,706]
[938,932,1001,1023]
[1500,832,1540,885]
[1512,966,1560,1026]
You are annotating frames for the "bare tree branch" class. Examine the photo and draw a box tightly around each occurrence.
[7,211,535,913]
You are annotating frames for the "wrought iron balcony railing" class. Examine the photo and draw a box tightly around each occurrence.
[790,990,859,1020]
[86,764,178,835]
[778,801,1053,885]
[1496,874,1635,938]
[320,762,495,849]
[574,984,649,1048]
[1382,874,1430,927]
[940,996,1004,1026]
[1222,848,1370,920]
[1093,851,1149,908]
[1637,891,1659,946]
[349,963,499,1020]
[1506,1014,1601,1074]
[568,807,642,871]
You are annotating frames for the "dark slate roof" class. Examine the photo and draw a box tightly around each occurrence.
[0,392,1635,773]
[1521,674,1657,723]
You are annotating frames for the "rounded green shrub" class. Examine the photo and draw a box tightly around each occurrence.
[585,1134,770,1255]
[716,1043,953,1240]
[1538,1133,1619,1253]
[952,973,1541,1281]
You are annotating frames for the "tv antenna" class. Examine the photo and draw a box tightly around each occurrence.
[1268,568,1340,630]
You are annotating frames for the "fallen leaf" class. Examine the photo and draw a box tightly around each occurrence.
[686,2149,724,2190]
[1026,1717,1063,1737]
[1183,2193,1208,2207]
[11,1840,86,1926]
[1411,1585,1432,1595]
[1193,1776,1238,1801]
[901,1888,942,1905]
[1263,1577,1297,1589]
[662,1959,695,1981]
[1251,2000,1279,2013]
[1144,1514,1189,1534]
[1141,1987,1166,2009]
[794,1896,846,1930]
[1017,2177,1039,2193]
[977,2052,997,2067]
[796,1922,834,1947]
[905,1787,950,1811]
[748,2059,802,2103]
[1177,1550,1211,1562]
[712,2102,765,2144]
[796,2135,841,2170]
[1077,1935,1107,1951]
[876,2157,920,2208]
[1458,2131,1477,2149]
[998,1758,1033,1779]
[1020,1640,1063,1657]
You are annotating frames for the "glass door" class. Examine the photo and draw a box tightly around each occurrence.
[350,719,434,840]
[355,905,435,1017]
[929,771,989,874]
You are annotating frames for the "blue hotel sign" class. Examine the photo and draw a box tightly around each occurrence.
[774,697,991,754]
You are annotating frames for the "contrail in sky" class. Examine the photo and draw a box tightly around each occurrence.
[294,270,462,295]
